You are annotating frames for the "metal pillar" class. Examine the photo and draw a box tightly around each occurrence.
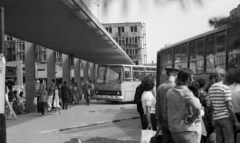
[82,60,88,84]
[25,42,36,112]
[0,7,6,143]
[74,58,80,86]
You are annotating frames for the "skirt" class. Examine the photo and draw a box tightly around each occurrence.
[53,95,60,108]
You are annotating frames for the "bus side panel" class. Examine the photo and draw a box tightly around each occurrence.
[122,81,141,101]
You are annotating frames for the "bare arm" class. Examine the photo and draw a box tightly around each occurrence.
[226,101,239,123]
[186,98,201,124]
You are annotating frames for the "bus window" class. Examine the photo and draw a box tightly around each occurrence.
[181,44,188,62]
[206,36,215,57]
[139,72,145,81]
[109,66,122,84]
[215,55,226,70]
[190,59,204,74]
[174,47,180,63]
[229,27,240,53]
[124,67,131,81]
[216,32,226,55]
[228,53,240,69]
[133,72,140,81]
[96,66,108,83]
[206,57,215,73]
[197,39,204,59]
[189,42,196,60]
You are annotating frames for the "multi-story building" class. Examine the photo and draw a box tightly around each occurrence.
[103,22,147,65]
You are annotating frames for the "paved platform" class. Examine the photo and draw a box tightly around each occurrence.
[6,100,138,143]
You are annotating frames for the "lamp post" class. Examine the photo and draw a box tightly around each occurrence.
[0,7,6,143]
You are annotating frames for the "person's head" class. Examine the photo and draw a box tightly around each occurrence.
[85,81,89,84]
[13,90,18,95]
[19,92,23,97]
[74,82,78,86]
[188,84,199,97]
[196,78,206,88]
[39,79,43,84]
[8,84,12,90]
[55,84,59,90]
[51,79,55,84]
[89,80,92,84]
[209,74,214,84]
[213,67,225,82]
[176,68,193,86]
[165,68,178,81]
[142,76,155,91]
[231,67,240,84]
[64,81,67,85]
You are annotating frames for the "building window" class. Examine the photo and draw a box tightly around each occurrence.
[105,27,112,33]
[135,37,138,43]
[131,26,137,32]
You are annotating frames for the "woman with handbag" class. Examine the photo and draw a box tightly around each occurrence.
[53,84,61,115]
[37,80,47,117]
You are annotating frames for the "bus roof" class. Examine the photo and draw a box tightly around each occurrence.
[159,24,239,52]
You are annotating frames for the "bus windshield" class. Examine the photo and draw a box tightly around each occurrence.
[97,66,122,84]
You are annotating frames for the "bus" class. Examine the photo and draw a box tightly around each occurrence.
[156,23,240,87]
[94,64,156,103]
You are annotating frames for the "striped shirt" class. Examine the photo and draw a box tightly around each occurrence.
[208,82,231,120]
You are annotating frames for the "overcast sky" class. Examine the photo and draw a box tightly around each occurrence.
[82,0,240,63]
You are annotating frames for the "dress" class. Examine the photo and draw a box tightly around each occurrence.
[53,89,60,108]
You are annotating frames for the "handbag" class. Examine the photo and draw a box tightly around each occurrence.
[150,128,162,143]
[140,129,156,143]
[33,97,38,105]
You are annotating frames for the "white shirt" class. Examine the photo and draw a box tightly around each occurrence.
[141,91,156,114]
[229,83,240,113]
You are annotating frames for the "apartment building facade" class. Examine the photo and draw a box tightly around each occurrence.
[103,22,147,65]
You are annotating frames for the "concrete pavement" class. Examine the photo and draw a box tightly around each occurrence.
[7,100,138,143]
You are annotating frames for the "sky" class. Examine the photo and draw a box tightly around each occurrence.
[82,0,240,63]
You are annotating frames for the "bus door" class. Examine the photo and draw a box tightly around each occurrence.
[122,67,135,101]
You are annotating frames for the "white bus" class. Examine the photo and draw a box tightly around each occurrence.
[94,64,156,103]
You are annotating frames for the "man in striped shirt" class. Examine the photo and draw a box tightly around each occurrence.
[209,67,240,143]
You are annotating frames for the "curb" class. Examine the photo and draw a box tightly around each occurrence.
[90,106,137,113]
[40,116,140,134]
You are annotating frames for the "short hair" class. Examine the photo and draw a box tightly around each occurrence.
[64,81,67,84]
[142,76,155,91]
[188,85,199,97]
[39,79,43,84]
[209,74,213,80]
[8,84,12,90]
[51,79,55,83]
[196,78,206,88]
[19,92,24,97]
[213,67,225,82]
[176,68,193,85]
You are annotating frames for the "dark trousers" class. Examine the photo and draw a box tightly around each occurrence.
[37,97,41,113]
[137,104,144,129]
[235,113,240,143]
[214,117,234,143]
[62,98,68,109]
[39,102,45,115]
[86,96,90,105]
[143,113,157,131]
[161,119,174,143]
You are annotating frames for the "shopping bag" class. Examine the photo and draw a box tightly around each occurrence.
[33,97,38,105]
[140,130,156,143]
[150,128,162,143]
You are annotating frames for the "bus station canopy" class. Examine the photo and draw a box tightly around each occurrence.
[0,0,134,65]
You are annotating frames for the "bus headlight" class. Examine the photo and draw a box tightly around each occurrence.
[117,92,120,95]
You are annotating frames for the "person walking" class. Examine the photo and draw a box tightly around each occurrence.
[61,81,70,110]
[73,82,81,104]
[156,68,178,143]
[53,85,61,115]
[68,81,74,106]
[47,79,55,112]
[83,81,91,105]
[37,80,47,117]
[166,68,201,143]
[208,67,240,143]
[141,77,157,131]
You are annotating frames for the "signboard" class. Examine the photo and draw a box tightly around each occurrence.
[0,55,6,114]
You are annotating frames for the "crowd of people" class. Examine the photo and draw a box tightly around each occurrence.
[135,66,240,143]
[5,79,95,118]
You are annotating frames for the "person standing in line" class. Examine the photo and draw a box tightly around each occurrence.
[90,80,95,99]
[68,81,74,106]
[141,77,157,131]
[226,67,240,142]
[156,68,178,143]
[37,80,47,117]
[53,85,61,115]
[61,81,70,110]
[208,67,240,143]
[134,77,148,129]
[206,74,214,93]
[47,79,55,112]
[73,82,80,105]
[166,68,201,143]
